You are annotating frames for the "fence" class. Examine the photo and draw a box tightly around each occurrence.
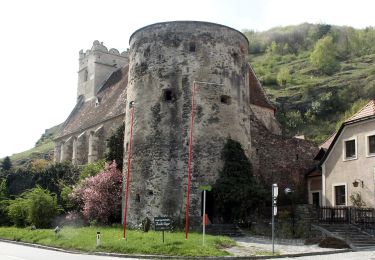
[318,206,375,225]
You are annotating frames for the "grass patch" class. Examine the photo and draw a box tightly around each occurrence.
[10,141,54,162]
[0,226,235,257]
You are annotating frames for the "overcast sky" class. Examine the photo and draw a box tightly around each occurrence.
[0,0,374,159]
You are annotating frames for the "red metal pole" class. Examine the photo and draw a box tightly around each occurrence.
[123,103,135,239]
[185,82,196,240]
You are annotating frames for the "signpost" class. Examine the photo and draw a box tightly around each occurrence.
[199,185,212,246]
[155,216,172,243]
[272,183,278,255]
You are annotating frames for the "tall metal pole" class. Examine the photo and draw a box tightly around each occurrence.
[123,102,135,239]
[272,185,275,255]
[202,189,206,246]
[185,82,196,240]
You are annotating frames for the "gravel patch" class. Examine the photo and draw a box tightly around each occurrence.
[225,236,343,256]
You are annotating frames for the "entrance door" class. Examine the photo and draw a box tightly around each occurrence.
[312,192,320,207]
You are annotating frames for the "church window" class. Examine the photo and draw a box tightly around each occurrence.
[83,69,88,82]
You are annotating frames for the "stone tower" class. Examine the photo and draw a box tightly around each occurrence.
[77,40,129,101]
[124,21,250,226]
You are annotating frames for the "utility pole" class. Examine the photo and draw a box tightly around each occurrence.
[123,101,135,239]
[272,183,278,255]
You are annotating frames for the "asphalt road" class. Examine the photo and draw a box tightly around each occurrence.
[270,250,375,260]
[0,241,138,260]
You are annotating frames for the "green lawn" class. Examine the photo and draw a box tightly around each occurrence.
[0,226,235,257]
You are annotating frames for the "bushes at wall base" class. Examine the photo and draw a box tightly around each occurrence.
[7,187,58,228]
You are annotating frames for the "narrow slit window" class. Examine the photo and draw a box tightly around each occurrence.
[135,194,140,203]
[220,95,231,105]
[163,89,174,102]
[189,42,196,52]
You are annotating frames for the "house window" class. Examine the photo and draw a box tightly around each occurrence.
[344,138,356,160]
[368,135,375,155]
[334,185,346,206]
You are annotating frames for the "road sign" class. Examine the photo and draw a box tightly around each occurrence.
[272,183,278,198]
[199,185,212,191]
[154,217,172,231]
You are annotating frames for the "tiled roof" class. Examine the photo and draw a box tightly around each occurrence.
[319,100,375,165]
[319,100,375,150]
[320,132,336,149]
[346,100,375,122]
[249,65,275,111]
[58,65,128,138]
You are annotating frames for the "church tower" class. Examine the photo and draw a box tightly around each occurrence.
[77,40,128,101]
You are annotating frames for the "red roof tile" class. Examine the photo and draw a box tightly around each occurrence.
[346,100,375,122]
[58,65,128,138]
[320,132,336,149]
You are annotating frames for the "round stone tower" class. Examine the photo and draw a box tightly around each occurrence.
[124,21,250,226]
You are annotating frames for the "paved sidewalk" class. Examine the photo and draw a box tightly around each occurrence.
[226,236,343,256]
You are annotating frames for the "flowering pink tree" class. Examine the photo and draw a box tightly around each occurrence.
[70,161,122,224]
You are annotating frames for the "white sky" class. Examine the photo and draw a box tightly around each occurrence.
[0,0,374,158]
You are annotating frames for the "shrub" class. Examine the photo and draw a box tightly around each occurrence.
[106,124,125,170]
[79,159,105,180]
[7,198,29,227]
[277,67,292,86]
[70,161,122,224]
[213,139,266,223]
[7,187,58,228]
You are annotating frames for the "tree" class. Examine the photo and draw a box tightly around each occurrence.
[310,36,340,75]
[70,161,122,224]
[1,156,12,171]
[213,139,266,223]
[277,67,291,86]
[106,124,124,170]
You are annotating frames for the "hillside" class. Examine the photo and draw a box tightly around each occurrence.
[9,124,62,167]
[244,23,375,144]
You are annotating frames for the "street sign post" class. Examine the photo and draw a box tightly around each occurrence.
[272,183,278,255]
[199,185,212,246]
[155,216,172,243]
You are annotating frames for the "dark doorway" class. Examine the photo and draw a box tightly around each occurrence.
[312,192,320,207]
[201,190,215,224]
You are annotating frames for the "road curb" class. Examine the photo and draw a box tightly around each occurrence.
[0,238,352,259]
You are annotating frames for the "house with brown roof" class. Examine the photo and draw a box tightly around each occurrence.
[313,100,375,207]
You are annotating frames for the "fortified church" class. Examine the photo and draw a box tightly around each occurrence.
[55,21,318,225]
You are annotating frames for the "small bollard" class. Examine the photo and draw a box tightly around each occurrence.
[96,231,101,247]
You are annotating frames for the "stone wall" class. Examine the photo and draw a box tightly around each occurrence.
[54,115,124,165]
[250,105,281,135]
[250,114,319,203]
[124,21,251,226]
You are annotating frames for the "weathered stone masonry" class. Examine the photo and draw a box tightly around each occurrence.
[124,21,251,226]
[55,21,318,227]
